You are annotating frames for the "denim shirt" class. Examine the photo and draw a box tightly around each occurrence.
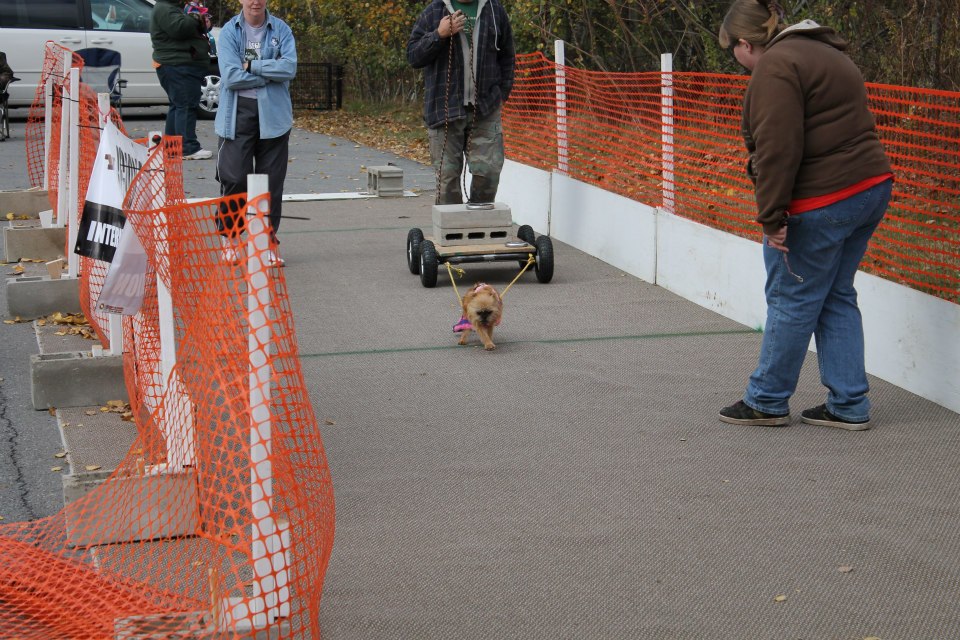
[215,12,297,140]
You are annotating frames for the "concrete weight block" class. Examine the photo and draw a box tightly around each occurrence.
[432,224,513,246]
[63,467,199,547]
[31,351,127,410]
[432,202,512,229]
[367,165,403,197]
[6,275,80,319]
[0,188,49,218]
[4,225,67,261]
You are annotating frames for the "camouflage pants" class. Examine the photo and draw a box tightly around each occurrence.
[428,106,504,205]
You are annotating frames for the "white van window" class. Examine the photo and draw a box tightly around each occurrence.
[0,0,83,29]
[90,0,150,32]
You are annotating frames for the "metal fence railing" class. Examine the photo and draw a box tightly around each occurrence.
[291,62,343,111]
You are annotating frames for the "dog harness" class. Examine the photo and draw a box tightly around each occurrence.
[453,283,503,332]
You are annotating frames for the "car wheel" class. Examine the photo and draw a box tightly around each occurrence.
[534,235,554,283]
[407,228,424,274]
[420,240,438,288]
[197,74,221,119]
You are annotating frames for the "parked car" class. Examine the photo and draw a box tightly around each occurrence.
[0,0,221,117]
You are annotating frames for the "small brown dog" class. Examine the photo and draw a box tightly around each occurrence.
[455,283,503,350]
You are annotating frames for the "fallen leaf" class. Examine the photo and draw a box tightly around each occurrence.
[5,213,13,220]
[51,466,63,472]
[54,452,67,459]
[324,418,336,425]
[85,465,101,471]
[838,565,854,573]
[11,265,24,275]
[773,594,787,602]
[85,410,97,416]
[47,407,57,415]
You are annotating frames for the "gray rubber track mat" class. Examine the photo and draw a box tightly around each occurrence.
[272,197,960,639]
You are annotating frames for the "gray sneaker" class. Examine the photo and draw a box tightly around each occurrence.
[800,404,870,431]
[184,149,213,160]
[719,400,790,426]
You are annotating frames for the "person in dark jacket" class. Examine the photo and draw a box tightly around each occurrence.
[717,0,894,430]
[0,52,13,91]
[150,0,213,160]
[407,0,514,204]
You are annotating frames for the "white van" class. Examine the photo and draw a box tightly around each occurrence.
[0,0,220,117]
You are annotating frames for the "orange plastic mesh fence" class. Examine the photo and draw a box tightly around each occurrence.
[25,42,131,347]
[25,42,84,207]
[4,101,335,639]
[503,52,960,303]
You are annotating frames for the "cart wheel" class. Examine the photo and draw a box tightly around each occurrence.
[517,224,535,245]
[407,228,424,274]
[419,240,439,288]
[534,235,554,283]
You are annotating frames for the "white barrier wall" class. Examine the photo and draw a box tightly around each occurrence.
[500,159,960,414]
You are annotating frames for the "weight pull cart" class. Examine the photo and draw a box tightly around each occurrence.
[406,213,554,287]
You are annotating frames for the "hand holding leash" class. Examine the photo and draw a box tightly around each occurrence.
[438,10,466,38]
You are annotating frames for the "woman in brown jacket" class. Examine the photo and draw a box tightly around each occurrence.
[716,0,894,430]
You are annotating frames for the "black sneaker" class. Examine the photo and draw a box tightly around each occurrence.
[800,404,870,431]
[719,400,790,426]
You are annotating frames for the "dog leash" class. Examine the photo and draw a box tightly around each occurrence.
[444,255,535,305]
[445,262,468,306]
[500,255,536,298]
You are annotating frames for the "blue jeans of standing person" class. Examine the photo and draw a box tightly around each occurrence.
[744,178,893,422]
[156,64,206,156]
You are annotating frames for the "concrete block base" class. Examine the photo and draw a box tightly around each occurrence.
[433,225,513,246]
[31,351,127,409]
[432,202,512,228]
[0,188,49,218]
[63,467,199,547]
[6,274,80,319]
[3,225,67,261]
[432,202,514,246]
[114,612,289,639]
[367,165,403,197]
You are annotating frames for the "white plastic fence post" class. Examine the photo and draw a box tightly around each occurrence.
[239,173,290,629]
[44,76,54,191]
[56,50,71,228]
[66,65,80,278]
[555,40,568,176]
[661,53,675,215]
[152,131,195,469]
[97,92,124,357]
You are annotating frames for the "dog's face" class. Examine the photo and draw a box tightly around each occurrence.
[462,284,502,328]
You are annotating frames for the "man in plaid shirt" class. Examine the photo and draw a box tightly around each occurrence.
[407,0,515,204]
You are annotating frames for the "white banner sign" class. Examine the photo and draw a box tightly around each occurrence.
[81,122,150,316]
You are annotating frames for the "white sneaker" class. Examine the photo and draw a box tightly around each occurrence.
[267,249,285,267]
[220,236,240,265]
[184,149,213,160]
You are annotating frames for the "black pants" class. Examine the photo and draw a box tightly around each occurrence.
[216,96,290,241]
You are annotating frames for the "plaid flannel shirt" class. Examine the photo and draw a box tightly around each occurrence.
[406,0,515,130]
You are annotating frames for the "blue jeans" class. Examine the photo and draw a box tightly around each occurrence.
[744,179,893,421]
[156,64,206,156]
